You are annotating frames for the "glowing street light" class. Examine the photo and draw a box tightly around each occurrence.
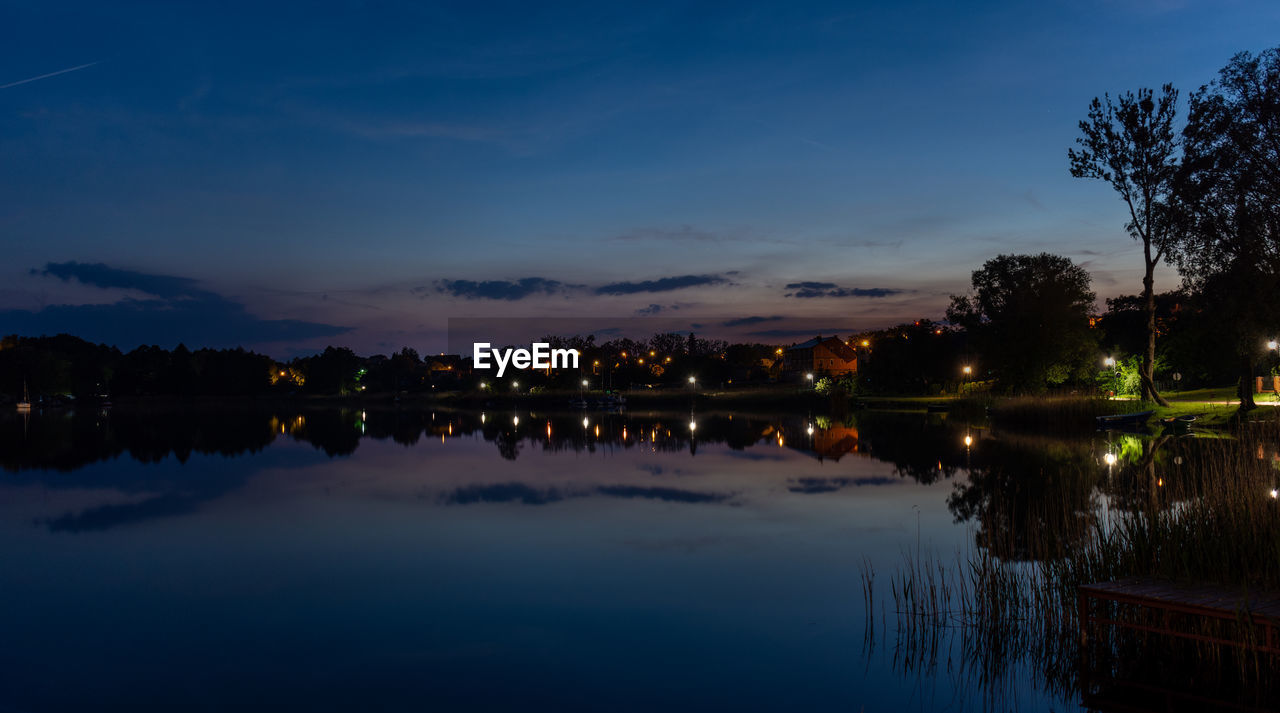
[1269,340,1278,351]
[805,373,814,382]
[689,419,697,432]
[581,379,589,387]
[1104,452,1117,466]
[1103,357,1115,368]
[964,434,973,447]
[688,376,696,385]
[806,423,814,436]
[963,365,972,376]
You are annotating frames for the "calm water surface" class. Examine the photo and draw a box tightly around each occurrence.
[0,406,1198,712]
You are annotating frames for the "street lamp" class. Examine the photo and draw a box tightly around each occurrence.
[687,376,696,385]
[805,373,814,382]
[1268,340,1277,351]
[1103,356,1115,368]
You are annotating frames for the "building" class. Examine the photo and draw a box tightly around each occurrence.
[783,336,858,376]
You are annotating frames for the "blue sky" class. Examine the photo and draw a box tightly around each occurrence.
[2,0,1278,355]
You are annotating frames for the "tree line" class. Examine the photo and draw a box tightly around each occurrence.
[3,48,1275,405]
[1069,47,1280,409]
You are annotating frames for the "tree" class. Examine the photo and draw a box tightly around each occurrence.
[1069,84,1179,406]
[1172,48,1280,411]
[947,254,1098,393]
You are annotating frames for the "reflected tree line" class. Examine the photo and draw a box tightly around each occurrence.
[6,407,1275,559]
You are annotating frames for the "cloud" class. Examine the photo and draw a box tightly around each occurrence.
[786,281,838,290]
[787,476,900,494]
[440,482,729,506]
[596,274,725,295]
[746,328,852,338]
[40,262,206,299]
[443,483,564,505]
[721,315,783,327]
[433,277,567,300]
[2,262,350,349]
[784,282,909,299]
[636,303,678,315]
[594,485,728,504]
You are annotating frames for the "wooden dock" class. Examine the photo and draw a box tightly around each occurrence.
[1078,577,1280,654]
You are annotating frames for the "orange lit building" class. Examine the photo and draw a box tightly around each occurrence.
[783,336,858,376]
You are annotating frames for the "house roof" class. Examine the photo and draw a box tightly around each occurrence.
[787,336,857,361]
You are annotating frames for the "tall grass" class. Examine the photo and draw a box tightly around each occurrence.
[865,425,1280,708]
[985,394,1149,433]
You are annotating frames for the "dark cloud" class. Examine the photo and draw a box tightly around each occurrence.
[442,483,564,505]
[2,262,351,349]
[433,277,566,300]
[784,282,908,299]
[595,485,728,504]
[595,274,725,295]
[440,482,729,506]
[785,281,838,290]
[746,328,852,338]
[722,315,783,327]
[636,303,679,316]
[46,494,203,532]
[787,476,900,494]
[39,262,203,299]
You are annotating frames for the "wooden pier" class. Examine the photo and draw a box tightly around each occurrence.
[1078,577,1280,654]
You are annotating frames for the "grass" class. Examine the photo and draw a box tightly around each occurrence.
[865,425,1280,707]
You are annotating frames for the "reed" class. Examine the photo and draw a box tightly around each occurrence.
[985,394,1147,433]
[865,423,1280,708]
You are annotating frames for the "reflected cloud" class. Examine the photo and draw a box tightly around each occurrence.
[787,476,899,494]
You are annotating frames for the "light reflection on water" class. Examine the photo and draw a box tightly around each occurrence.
[0,406,1212,712]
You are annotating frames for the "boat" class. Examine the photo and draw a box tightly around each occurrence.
[1095,410,1153,429]
[926,403,949,413]
[1160,414,1197,424]
[16,380,31,412]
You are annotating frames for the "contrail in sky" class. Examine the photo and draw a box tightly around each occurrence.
[0,61,99,90]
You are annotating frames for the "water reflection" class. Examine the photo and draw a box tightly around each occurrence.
[3,407,1277,712]
[0,407,1251,546]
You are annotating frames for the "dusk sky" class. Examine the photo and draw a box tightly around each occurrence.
[3,1,1278,356]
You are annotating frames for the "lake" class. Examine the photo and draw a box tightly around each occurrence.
[0,406,1258,712]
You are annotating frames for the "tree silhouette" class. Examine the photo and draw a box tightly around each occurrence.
[1173,48,1280,411]
[947,253,1097,392]
[1070,84,1179,406]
